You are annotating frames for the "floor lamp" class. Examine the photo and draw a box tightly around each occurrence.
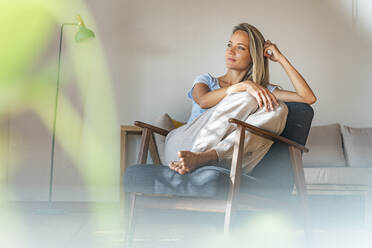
[37,15,95,214]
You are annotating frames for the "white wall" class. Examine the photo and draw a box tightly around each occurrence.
[6,0,372,201]
[93,0,371,127]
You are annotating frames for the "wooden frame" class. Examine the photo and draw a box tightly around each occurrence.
[124,118,310,246]
[120,125,162,200]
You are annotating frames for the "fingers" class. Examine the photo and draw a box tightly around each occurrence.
[269,91,279,106]
[263,40,281,61]
[250,87,269,111]
[264,40,273,48]
[263,40,272,51]
[254,92,263,109]
[265,91,274,111]
[263,90,274,111]
[263,40,272,56]
[264,47,273,58]
[246,82,278,111]
[257,88,278,111]
[258,91,270,111]
[264,46,276,59]
[264,40,272,48]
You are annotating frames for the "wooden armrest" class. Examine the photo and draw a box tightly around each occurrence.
[228,118,309,152]
[134,122,164,164]
[134,121,170,136]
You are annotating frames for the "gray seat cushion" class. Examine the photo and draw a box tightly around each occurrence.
[341,125,372,168]
[302,124,347,168]
[124,164,283,199]
[304,167,372,186]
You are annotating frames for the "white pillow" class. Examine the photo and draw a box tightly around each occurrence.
[152,113,175,165]
[341,125,372,168]
[303,124,347,168]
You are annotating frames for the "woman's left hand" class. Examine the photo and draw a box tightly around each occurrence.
[264,40,284,62]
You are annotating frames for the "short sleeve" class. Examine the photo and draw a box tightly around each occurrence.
[266,84,279,93]
[187,74,214,99]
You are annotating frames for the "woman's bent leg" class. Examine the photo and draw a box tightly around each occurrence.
[191,92,259,155]
[164,92,287,175]
[214,102,288,173]
[163,108,216,165]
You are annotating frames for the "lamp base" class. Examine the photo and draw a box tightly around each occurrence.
[34,208,67,215]
[33,202,68,215]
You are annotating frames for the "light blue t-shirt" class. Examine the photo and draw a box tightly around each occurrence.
[187,73,278,123]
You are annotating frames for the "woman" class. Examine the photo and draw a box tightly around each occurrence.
[164,23,316,175]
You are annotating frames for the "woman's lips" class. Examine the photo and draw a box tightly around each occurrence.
[227,58,236,62]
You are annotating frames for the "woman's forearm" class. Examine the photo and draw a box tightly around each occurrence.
[196,87,230,109]
[279,56,316,104]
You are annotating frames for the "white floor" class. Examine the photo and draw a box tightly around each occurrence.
[1,201,371,248]
[1,202,222,248]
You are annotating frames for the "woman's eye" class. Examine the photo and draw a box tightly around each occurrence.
[227,43,232,48]
[238,46,245,50]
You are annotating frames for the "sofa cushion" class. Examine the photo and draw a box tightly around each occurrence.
[304,167,372,186]
[152,113,175,165]
[341,125,372,168]
[171,118,185,128]
[302,124,347,168]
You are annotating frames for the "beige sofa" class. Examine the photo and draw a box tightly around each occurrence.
[302,123,372,226]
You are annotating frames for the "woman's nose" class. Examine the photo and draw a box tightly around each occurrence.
[227,47,235,54]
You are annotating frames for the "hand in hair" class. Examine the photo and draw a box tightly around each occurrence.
[264,40,284,62]
[226,80,279,111]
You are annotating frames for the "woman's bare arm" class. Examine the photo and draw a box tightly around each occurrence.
[192,83,230,109]
[273,56,316,104]
[264,40,317,105]
[193,40,317,109]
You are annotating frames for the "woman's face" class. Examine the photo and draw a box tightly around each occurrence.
[225,30,251,71]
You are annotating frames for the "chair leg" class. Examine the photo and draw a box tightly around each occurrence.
[365,190,372,230]
[224,197,235,234]
[297,198,314,247]
[288,146,314,246]
[125,193,137,248]
[224,125,245,235]
[224,210,231,234]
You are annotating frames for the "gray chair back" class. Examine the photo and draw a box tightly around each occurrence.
[249,102,314,192]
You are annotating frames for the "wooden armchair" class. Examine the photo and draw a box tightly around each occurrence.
[123,102,314,246]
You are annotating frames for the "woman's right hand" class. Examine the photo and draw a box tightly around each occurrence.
[227,81,279,111]
[226,82,247,95]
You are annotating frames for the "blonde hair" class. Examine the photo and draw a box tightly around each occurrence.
[233,23,269,87]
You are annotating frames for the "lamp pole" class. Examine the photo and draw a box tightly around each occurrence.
[43,15,94,210]
[48,23,74,204]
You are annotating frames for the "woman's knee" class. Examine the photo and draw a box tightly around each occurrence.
[275,102,288,117]
[270,102,288,133]
[222,92,258,108]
